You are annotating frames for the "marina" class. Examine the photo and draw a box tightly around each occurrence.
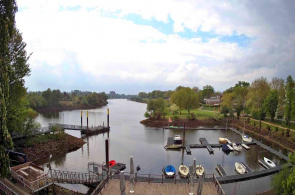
[199,138,214,154]
[31,100,291,194]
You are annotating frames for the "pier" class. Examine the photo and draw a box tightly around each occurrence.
[258,160,269,169]
[216,164,227,177]
[185,146,191,154]
[199,138,214,154]
[241,162,252,173]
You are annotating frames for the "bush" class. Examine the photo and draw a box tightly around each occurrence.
[187,113,196,120]
[144,112,150,118]
[286,129,290,137]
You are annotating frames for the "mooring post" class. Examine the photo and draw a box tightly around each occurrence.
[105,139,109,170]
[81,110,82,127]
[87,110,89,131]
[183,123,186,147]
[107,109,110,128]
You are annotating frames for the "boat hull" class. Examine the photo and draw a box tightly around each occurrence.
[235,162,246,174]
[179,165,189,178]
[196,165,204,176]
[219,138,227,144]
[264,157,276,168]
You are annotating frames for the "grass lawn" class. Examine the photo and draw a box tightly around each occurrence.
[263,118,295,130]
[164,108,222,120]
[200,105,220,111]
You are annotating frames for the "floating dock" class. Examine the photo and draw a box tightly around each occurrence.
[258,160,269,169]
[185,146,191,155]
[199,138,214,154]
[110,163,126,173]
[241,162,252,173]
[241,144,250,150]
[164,137,182,149]
[216,164,227,177]
[226,139,232,144]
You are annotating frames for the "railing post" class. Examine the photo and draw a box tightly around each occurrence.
[174,175,176,184]
[148,174,150,183]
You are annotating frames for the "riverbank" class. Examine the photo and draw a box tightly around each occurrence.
[233,119,295,153]
[15,133,85,162]
[35,103,107,113]
[140,118,223,128]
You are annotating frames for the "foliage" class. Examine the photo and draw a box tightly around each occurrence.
[284,75,294,126]
[272,152,295,194]
[263,90,278,121]
[146,98,165,119]
[271,77,285,119]
[202,85,215,99]
[0,0,18,178]
[220,92,234,117]
[247,77,270,120]
[169,103,179,117]
[171,87,199,114]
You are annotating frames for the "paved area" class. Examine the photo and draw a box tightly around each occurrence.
[101,179,218,195]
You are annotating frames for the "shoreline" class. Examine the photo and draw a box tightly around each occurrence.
[16,133,86,163]
[35,103,107,113]
[140,118,294,153]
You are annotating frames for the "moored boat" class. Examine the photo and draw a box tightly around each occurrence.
[174,135,182,144]
[235,162,246,174]
[164,165,176,178]
[264,157,276,168]
[222,144,231,152]
[179,165,189,178]
[219,138,227,144]
[242,135,253,142]
[109,160,116,167]
[227,144,233,151]
[196,165,204,176]
[232,143,242,152]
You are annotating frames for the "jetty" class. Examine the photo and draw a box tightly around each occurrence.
[258,160,269,169]
[164,137,182,149]
[185,146,191,154]
[241,143,250,149]
[216,164,227,177]
[241,162,252,173]
[199,138,214,154]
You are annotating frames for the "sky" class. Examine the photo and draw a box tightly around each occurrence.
[16,0,295,94]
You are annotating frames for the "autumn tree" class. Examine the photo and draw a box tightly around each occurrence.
[271,77,285,119]
[146,98,165,119]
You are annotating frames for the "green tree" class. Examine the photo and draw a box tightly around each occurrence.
[233,81,249,116]
[246,77,270,120]
[171,87,199,114]
[272,152,295,194]
[169,103,179,117]
[220,92,234,117]
[146,98,165,119]
[263,90,278,121]
[0,0,18,178]
[202,85,215,99]
[284,75,294,126]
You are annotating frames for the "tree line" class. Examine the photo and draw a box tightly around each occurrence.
[221,76,295,126]
[28,89,108,109]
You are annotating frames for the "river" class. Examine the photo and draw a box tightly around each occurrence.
[35,99,288,194]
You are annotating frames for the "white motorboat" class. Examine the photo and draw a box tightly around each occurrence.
[174,135,182,144]
[179,165,189,178]
[264,157,276,168]
[196,165,205,176]
[227,144,233,151]
[242,135,253,142]
[235,162,246,174]
[232,143,242,152]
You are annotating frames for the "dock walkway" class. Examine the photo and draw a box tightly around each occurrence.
[199,138,214,154]
[100,179,218,195]
[229,128,289,161]
[216,164,227,177]
[241,163,252,173]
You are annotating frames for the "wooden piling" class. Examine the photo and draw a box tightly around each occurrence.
[105,139,109,169]
[107,109,110,128]
[81,110,82,127]
[87,111,89,131]
[183,124,186,147]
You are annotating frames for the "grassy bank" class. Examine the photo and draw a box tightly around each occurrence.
[164,108,222,120]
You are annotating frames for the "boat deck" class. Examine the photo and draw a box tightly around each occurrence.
[241,163,252,173]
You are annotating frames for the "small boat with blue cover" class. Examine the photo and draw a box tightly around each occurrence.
[164,165,176,178]
[222,144,231,152]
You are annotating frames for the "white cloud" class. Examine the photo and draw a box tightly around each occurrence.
[16,0,295,93]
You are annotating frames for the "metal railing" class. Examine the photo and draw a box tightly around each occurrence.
[0,180,18,195]
[49,169,101,184]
